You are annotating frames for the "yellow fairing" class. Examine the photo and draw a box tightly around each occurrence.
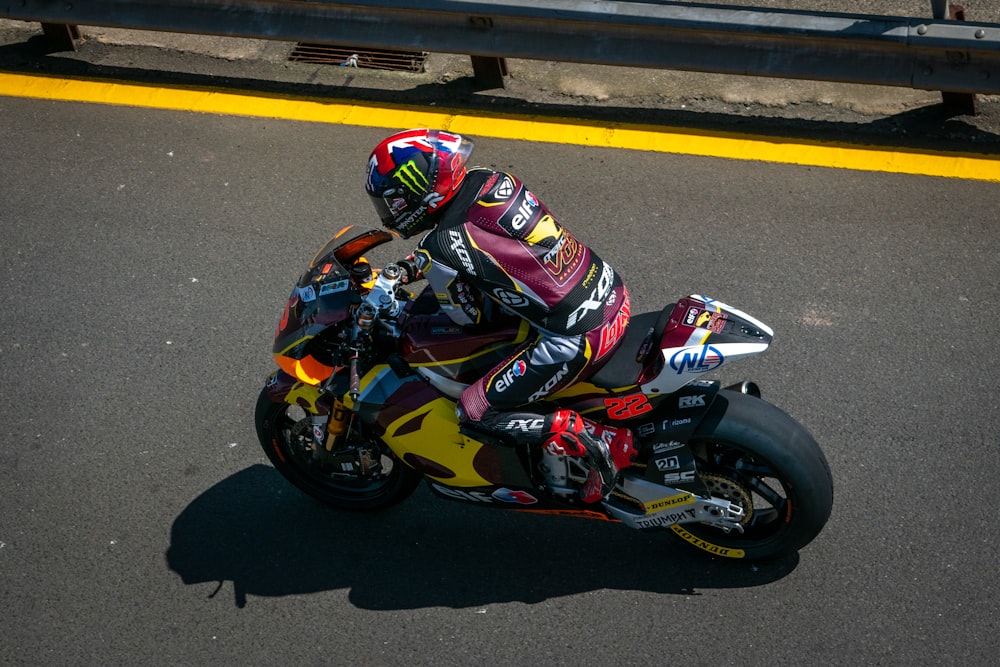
[343,365,494,487]
[284,381,326,414]
[381,396,495,487]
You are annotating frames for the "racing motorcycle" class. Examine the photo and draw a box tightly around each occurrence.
[254,225,833,560]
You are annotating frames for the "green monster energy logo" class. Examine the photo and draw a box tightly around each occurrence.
[394,160,429,195]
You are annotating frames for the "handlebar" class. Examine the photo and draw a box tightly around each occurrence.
[364,263,404,319]
[347,263,406,402]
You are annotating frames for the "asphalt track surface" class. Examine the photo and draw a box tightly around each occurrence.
[1,78,999,664]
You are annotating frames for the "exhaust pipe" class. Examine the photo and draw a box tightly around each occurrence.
[725,380,761,398]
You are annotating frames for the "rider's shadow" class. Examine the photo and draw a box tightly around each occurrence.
[166,465,798,608]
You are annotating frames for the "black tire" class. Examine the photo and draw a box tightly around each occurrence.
[254,387,422,510]
[670,389,833,560]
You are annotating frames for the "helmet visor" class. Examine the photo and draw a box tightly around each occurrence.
[369,192,396,227]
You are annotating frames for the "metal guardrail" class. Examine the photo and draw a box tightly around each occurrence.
[3,0,1000,97]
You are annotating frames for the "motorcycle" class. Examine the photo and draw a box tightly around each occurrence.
[254,225,833,560]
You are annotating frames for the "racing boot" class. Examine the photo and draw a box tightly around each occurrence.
[542,409,636,503]
[580,417,638,472]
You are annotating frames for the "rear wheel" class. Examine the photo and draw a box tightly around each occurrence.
[254,387,421,510]
[671,390,833,560]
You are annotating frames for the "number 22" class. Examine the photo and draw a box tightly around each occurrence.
[605,394,652,420]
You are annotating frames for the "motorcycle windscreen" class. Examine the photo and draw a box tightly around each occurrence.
[273,230,388,384]
[309,225,393,270]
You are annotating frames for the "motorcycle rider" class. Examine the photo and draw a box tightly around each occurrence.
[364,128,635,503]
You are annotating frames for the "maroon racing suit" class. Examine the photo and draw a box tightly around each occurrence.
[411,168,631,440]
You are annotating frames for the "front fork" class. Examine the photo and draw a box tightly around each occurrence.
[265,369,381,477]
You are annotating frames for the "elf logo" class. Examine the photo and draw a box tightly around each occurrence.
[495,359,528,392]
[510,192,539,230]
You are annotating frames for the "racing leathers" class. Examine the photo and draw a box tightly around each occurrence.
[410,168,636,501]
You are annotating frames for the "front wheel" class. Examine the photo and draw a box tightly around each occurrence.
[254,387,422,510]
[672,390,833,560]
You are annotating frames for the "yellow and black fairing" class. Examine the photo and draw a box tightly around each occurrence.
[342,361,537,494]
[342,287,528,487]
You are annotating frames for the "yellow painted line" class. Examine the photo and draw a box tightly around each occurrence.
[2,71,999,183]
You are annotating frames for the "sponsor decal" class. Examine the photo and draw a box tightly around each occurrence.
[495,359,528,392]
[388,196,408,215]
[684,307,727,333]
[663,470,697,484]
[318,279,350,296]
[526,362,571,403]
[492,488,539,504]
[642,492,694,514]
[449,281,481,323]
[432,484,495,503]
[636,422,656,437]
[537,227,584,283]
[605,393,652,420]
[492,288,530,308]
[397,204,428,228]
[665,417,692,428]
[669,524,745,558]
[295,284,317,303]
[424,191,446,210]
[698,311,728,333]
[394,159,429,195]
[525,213,561,244]
[477,172,500,198]
[510,193,539,230]
[669,345,724,374]
[652,440,685,453]
[495,176,514,199]
[461,303,481,322]
[654,456,681,471]
[505,417,545,432]
[566,261,614,328]
[415,251,431,272]
[448,229,476,276]
[678,394,706,409]
[635,508,697,529]
[597,290,631,358]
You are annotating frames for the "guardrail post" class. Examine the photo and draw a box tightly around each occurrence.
[933,1,979,115]
[40,23,80,52]
[467,16,507,89]
[470,56,508,90]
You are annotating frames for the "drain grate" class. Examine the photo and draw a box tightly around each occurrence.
[289,43,429,72]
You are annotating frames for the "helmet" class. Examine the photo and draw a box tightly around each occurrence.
[365,128,475,238]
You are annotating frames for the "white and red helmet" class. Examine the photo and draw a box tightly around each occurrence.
[365,128,475,238]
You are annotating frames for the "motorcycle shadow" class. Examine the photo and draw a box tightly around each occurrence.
[166,465,799,608]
